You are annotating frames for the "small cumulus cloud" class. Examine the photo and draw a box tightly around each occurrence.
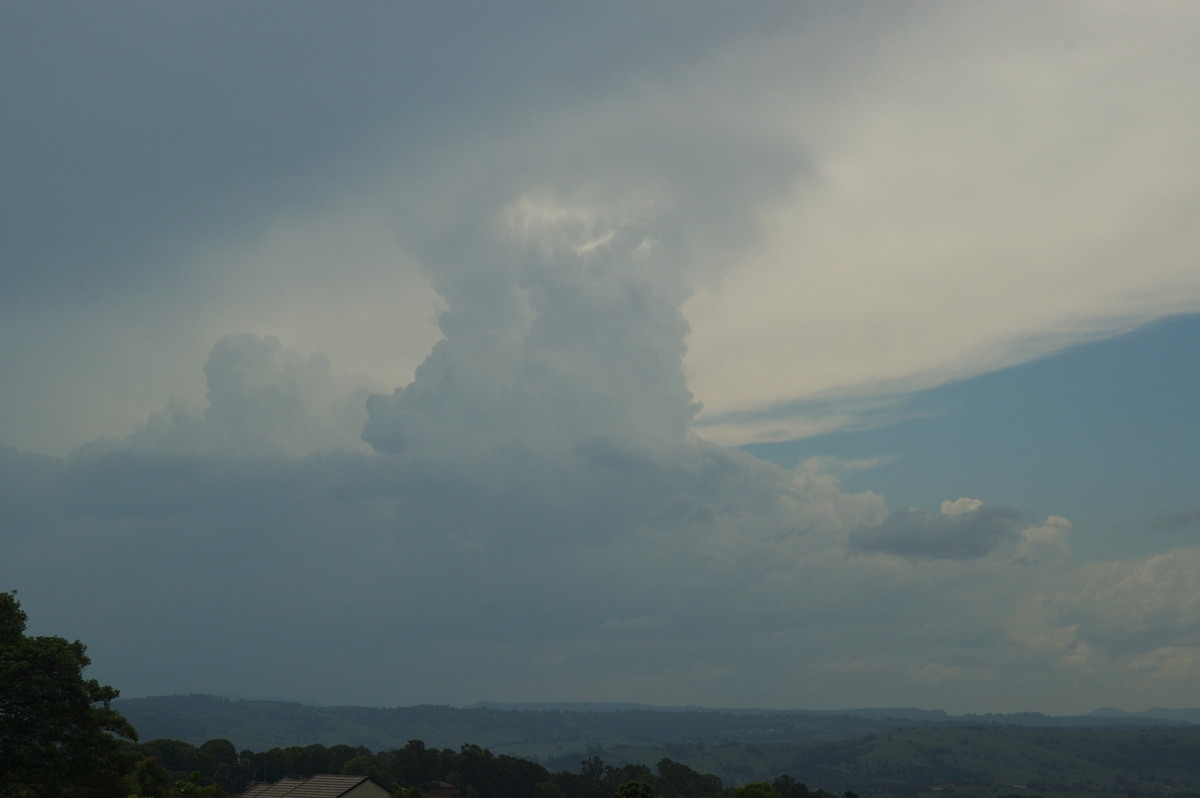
[941,497,983,516]
[1011,549,1200,691]
[1015,516,1073,563]
[849,499,1029,560]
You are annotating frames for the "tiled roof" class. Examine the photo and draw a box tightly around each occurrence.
[240,775,385,798]
[241,779,307,798]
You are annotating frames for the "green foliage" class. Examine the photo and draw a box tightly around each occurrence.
[170,780,223,797]
[733,782,782,798]
[534,781,567,798]
[770,774,809,798]
[613,781,655,798]
[391,788,425,798]
[656,757,723,798]
[0,591,138,798]
[126,753,175,798]
[342,753,393,786]
[581,756,607,781]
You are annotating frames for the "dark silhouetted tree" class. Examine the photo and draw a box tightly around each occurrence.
[733,783,782,798]
[0,591,138,797]
[770,776,809,798]
[581,756,606,781]
[614,781,656,798]
[656,758,722,798]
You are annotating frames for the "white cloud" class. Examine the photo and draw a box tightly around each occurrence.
[683,2,1200,443]
[1009,549,1200,696]
[942,498,984,517]
[1016,516,1073,563]
[75,334,375,458]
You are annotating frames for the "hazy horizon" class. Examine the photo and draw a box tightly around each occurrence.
[116,693,1200,718]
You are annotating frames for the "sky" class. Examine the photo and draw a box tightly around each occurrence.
[2,2,1199,716]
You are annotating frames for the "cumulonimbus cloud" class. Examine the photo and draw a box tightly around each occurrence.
[3,2,1200,716]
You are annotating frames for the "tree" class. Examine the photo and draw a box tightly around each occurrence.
[0,591,138,797]
[581,756,606,781]
[733,783,782,798]
[770,776,809,798]
[341,753,394,787]
[614,782,656,798]
[655,759,722,798]
[534,781,567,798]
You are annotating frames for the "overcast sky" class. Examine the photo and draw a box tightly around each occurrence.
[3,2,1199,716]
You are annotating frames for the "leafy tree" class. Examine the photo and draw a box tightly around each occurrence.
[769,776,808,798]
[125,754,175,798]
[342,753,394,786]
[581,756,606,781]
[0,591,138,797]
[141,739,204,774]
[198,738,237,770]
[607,764,653,787]
[388,738,455,786]
[197,739,243,793]
[535,781,567,798]
[655,758,722,798]
[391,788,425,798]
[613,781,655,798]
[733,783,782,798]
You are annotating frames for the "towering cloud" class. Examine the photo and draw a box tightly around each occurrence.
[78,334,373,458]
[364,202,697,458]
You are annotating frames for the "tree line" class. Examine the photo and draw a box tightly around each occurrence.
[1,592,854,798]
[124,736,853,798]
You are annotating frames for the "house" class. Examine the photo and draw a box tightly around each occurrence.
[240,774,391,798]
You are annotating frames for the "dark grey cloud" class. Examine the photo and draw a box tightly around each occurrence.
[0,413,806,703]
[850,503,1030,560]
[1151,507,1200,532]
[1,1,826,309]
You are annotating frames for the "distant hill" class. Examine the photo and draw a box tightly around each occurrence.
[114,694,1195,755]
[1089,705,1200,725]
[113,696,1200,796]
[759,725,1200,796]
[471,701,952,722]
